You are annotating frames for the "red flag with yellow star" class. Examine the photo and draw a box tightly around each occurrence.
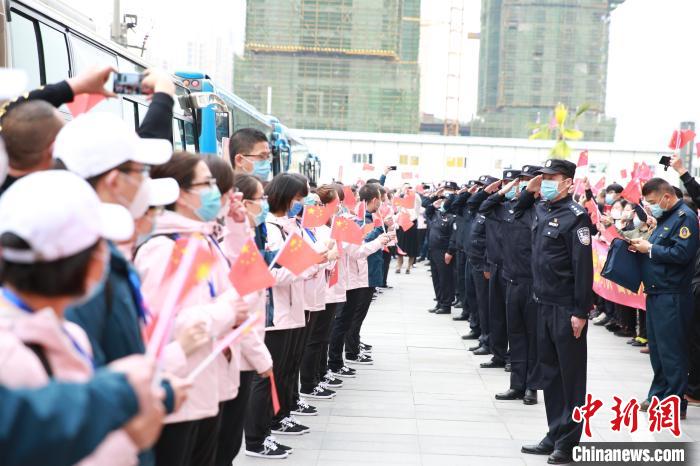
[229,239,276,296]
[161,236,214,302]
[301,204,333,228]
[330,216,364,245]
[342,186,357,210]
[275,232,324,276]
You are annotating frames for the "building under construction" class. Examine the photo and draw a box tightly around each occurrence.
[233,0,421,133]
[471,0,625,141]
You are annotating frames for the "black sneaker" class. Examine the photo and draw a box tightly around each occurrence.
[266,436,294,454]
[323,371,344,388]
[300,384,336,399]
[291,398,318,416]
[360,341,373,350]
[271,416,309,435]
[245,437,289,458]
[346,354,373,365]
[288,416,311,434]
[331,366,357,378]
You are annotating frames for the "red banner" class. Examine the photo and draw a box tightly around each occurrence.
[592,238,646,310]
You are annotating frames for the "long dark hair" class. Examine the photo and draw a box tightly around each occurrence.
[150,151,201,210]
[265,173,309,214]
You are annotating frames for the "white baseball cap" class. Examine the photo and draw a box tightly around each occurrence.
[146,177,179,207]
[0,170,134,263]
[0,68,28,100]
[54,112,172,179]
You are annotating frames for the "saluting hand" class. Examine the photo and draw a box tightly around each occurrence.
[526,175,543,193]
[571,316,587,339]
[484,179,502,194]
[498,178,518,196]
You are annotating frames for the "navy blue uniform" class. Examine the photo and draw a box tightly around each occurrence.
[640,199,699,412]
[425,198,457,311]
[528,192,593,453]
[466,191,490,348]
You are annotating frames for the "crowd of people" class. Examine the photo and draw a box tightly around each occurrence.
[1,64,699,466]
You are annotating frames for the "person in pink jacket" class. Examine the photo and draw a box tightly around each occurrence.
[0,170,164,466]
[134,152,247,466]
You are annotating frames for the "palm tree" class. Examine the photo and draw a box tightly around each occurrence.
[528,103,589,158]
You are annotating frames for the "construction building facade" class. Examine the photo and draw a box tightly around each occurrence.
[234,0,421,133]
[471,0,625,141]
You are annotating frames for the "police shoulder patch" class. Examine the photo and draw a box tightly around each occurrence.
[679,226,691,239]
[453,223,457,231]
[577,227,591,245]
[568,203,585,216]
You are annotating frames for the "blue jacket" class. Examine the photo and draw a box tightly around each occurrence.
[0,370,138,466]
[363,211,385,287]
[642,200,699,294]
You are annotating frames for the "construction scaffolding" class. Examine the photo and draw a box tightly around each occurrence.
[234,0,421,133]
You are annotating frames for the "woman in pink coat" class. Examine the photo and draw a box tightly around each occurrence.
[135,152,247,466]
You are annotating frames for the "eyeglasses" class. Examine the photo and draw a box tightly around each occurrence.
[242,152,272,160]
[118,166,150,177]
[190,178,218,189]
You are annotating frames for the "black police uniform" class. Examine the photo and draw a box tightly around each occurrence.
[466,186,492,350]
[525,159,593,455]
[500,166,542,398]
[446,190,471,316]
[425,196,457,312]
[640,198,699,413]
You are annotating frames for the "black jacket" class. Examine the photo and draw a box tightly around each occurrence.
[465,190,489,269]
[479,192,507,267]
[425,197,457,253]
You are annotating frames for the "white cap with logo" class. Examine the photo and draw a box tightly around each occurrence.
[0,170,134,263]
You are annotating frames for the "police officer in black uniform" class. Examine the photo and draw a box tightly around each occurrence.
[518,159,593,465]
[455,180,484,331]
[493,165,542,406]
[478,170,516,369]
[465,176,498,355]
[424,182,459,314]
[628,177,699,418]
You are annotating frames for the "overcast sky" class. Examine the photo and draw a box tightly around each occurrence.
[68,0,699,148]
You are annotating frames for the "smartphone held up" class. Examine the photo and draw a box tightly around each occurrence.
[114,72,144,95]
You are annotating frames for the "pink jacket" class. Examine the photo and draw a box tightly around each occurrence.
[135,211,243,422]
[301,224,333,312]
[220,217,273,374]
[265,214,308,331]
[0,300,138,466]
[345,236,386,291]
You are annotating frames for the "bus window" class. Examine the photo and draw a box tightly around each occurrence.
[9,13,41,89]
[137,104,149,125]
[117,56,145,74]
[184,121,197,153]
[121,100,137,131]
[215,112,230,142]
[172,119,185,151]
[40,24,70,83]
[70,35,120,115]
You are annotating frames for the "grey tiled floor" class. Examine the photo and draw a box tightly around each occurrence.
[235,262,700,465]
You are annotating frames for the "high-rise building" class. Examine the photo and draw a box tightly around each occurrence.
[234,0,421,133]
[471,0,625,141]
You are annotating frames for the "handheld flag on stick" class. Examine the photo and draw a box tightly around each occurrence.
[621,179,642,204]
[585,200,601,225]
[229,239,276,297]
[269,372,281,415]
[362,163,375,171]
[342,186,356,210]
[577,150,589,167]
[330,216,364,245]
[273,232,324,276]
[67,93,106,117]
[668,129,695,151]
[302,204,333,228]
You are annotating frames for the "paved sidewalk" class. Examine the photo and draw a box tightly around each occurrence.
[235,262,699,465]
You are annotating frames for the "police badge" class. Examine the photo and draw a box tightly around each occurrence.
[577,227,591,245]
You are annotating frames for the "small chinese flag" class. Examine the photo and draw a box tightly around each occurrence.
[269,372,281,415]
[229,239,276,296]
[362,223,374,235]
[620,179,642,204]
[577,150,589,167]
[591,177,606,196]
[326,197,340,215]
[362,163,375,171]
[620,169,627,179]
[327,263,339,288]
[584,200,601,225]
[355,201,366,221]
[572,178,585,197]
[275,233,324,276]
[394,192,415,209]
[161,236,214,302]
[342,186,357,210]
[668,129,696,151]
[302,204,333,228]
[331,216,364,245]
[67,93,106,117]
[401,172,413,180]
[398,212,414,231]
[637,162,653,182]
[372,213,383,227]
[602,225,623,244]
[379,203,392,218]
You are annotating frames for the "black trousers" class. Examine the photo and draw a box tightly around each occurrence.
[537,302,587,453]
[616,304,636,331]
[455,250,466,304]
[285,322,310,416]
[382,249,392,286]
[417,228,427,258]
[346,287,375,358]
[155,414,221,466]
[328,288,367,371]
[470,261,490,349]
[429,250,440,299]
[244,329,291,449]
[687,293,700,399]
[429,248,454,309]
[488,263,508,363]
[215,370,255,466]
[319,302,342,379]
[462,256,478,326]
[505,280,538,391]
[300,306,337,392]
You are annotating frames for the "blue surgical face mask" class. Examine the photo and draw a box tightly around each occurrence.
[540,179,560,201]
[303,195,317,206]
[195,186,222,222]
[287,200,303,218]
[504,188,517,200]
[605,193,615,205]
[649,202,665,218]
[252,159,272,180]
[254,200,270,226]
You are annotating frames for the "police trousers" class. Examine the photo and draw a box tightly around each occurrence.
[537,302,587,452]
[430,248,454,309]
[463,258,480,331]
[455,250,467,304]
[488,263,508,363]
[505,280,539,391]
[470,260,489,348]
[646,292,693,411]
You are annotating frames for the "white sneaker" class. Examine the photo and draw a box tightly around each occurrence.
[592,312,607,324]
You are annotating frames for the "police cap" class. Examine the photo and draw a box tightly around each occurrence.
[444,181,459,191]
[478,175,499,185]
[502,169,521,181]
[520,164,543,178]
[536,159,576,179]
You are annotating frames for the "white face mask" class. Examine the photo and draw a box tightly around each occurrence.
[128,181,150,219]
